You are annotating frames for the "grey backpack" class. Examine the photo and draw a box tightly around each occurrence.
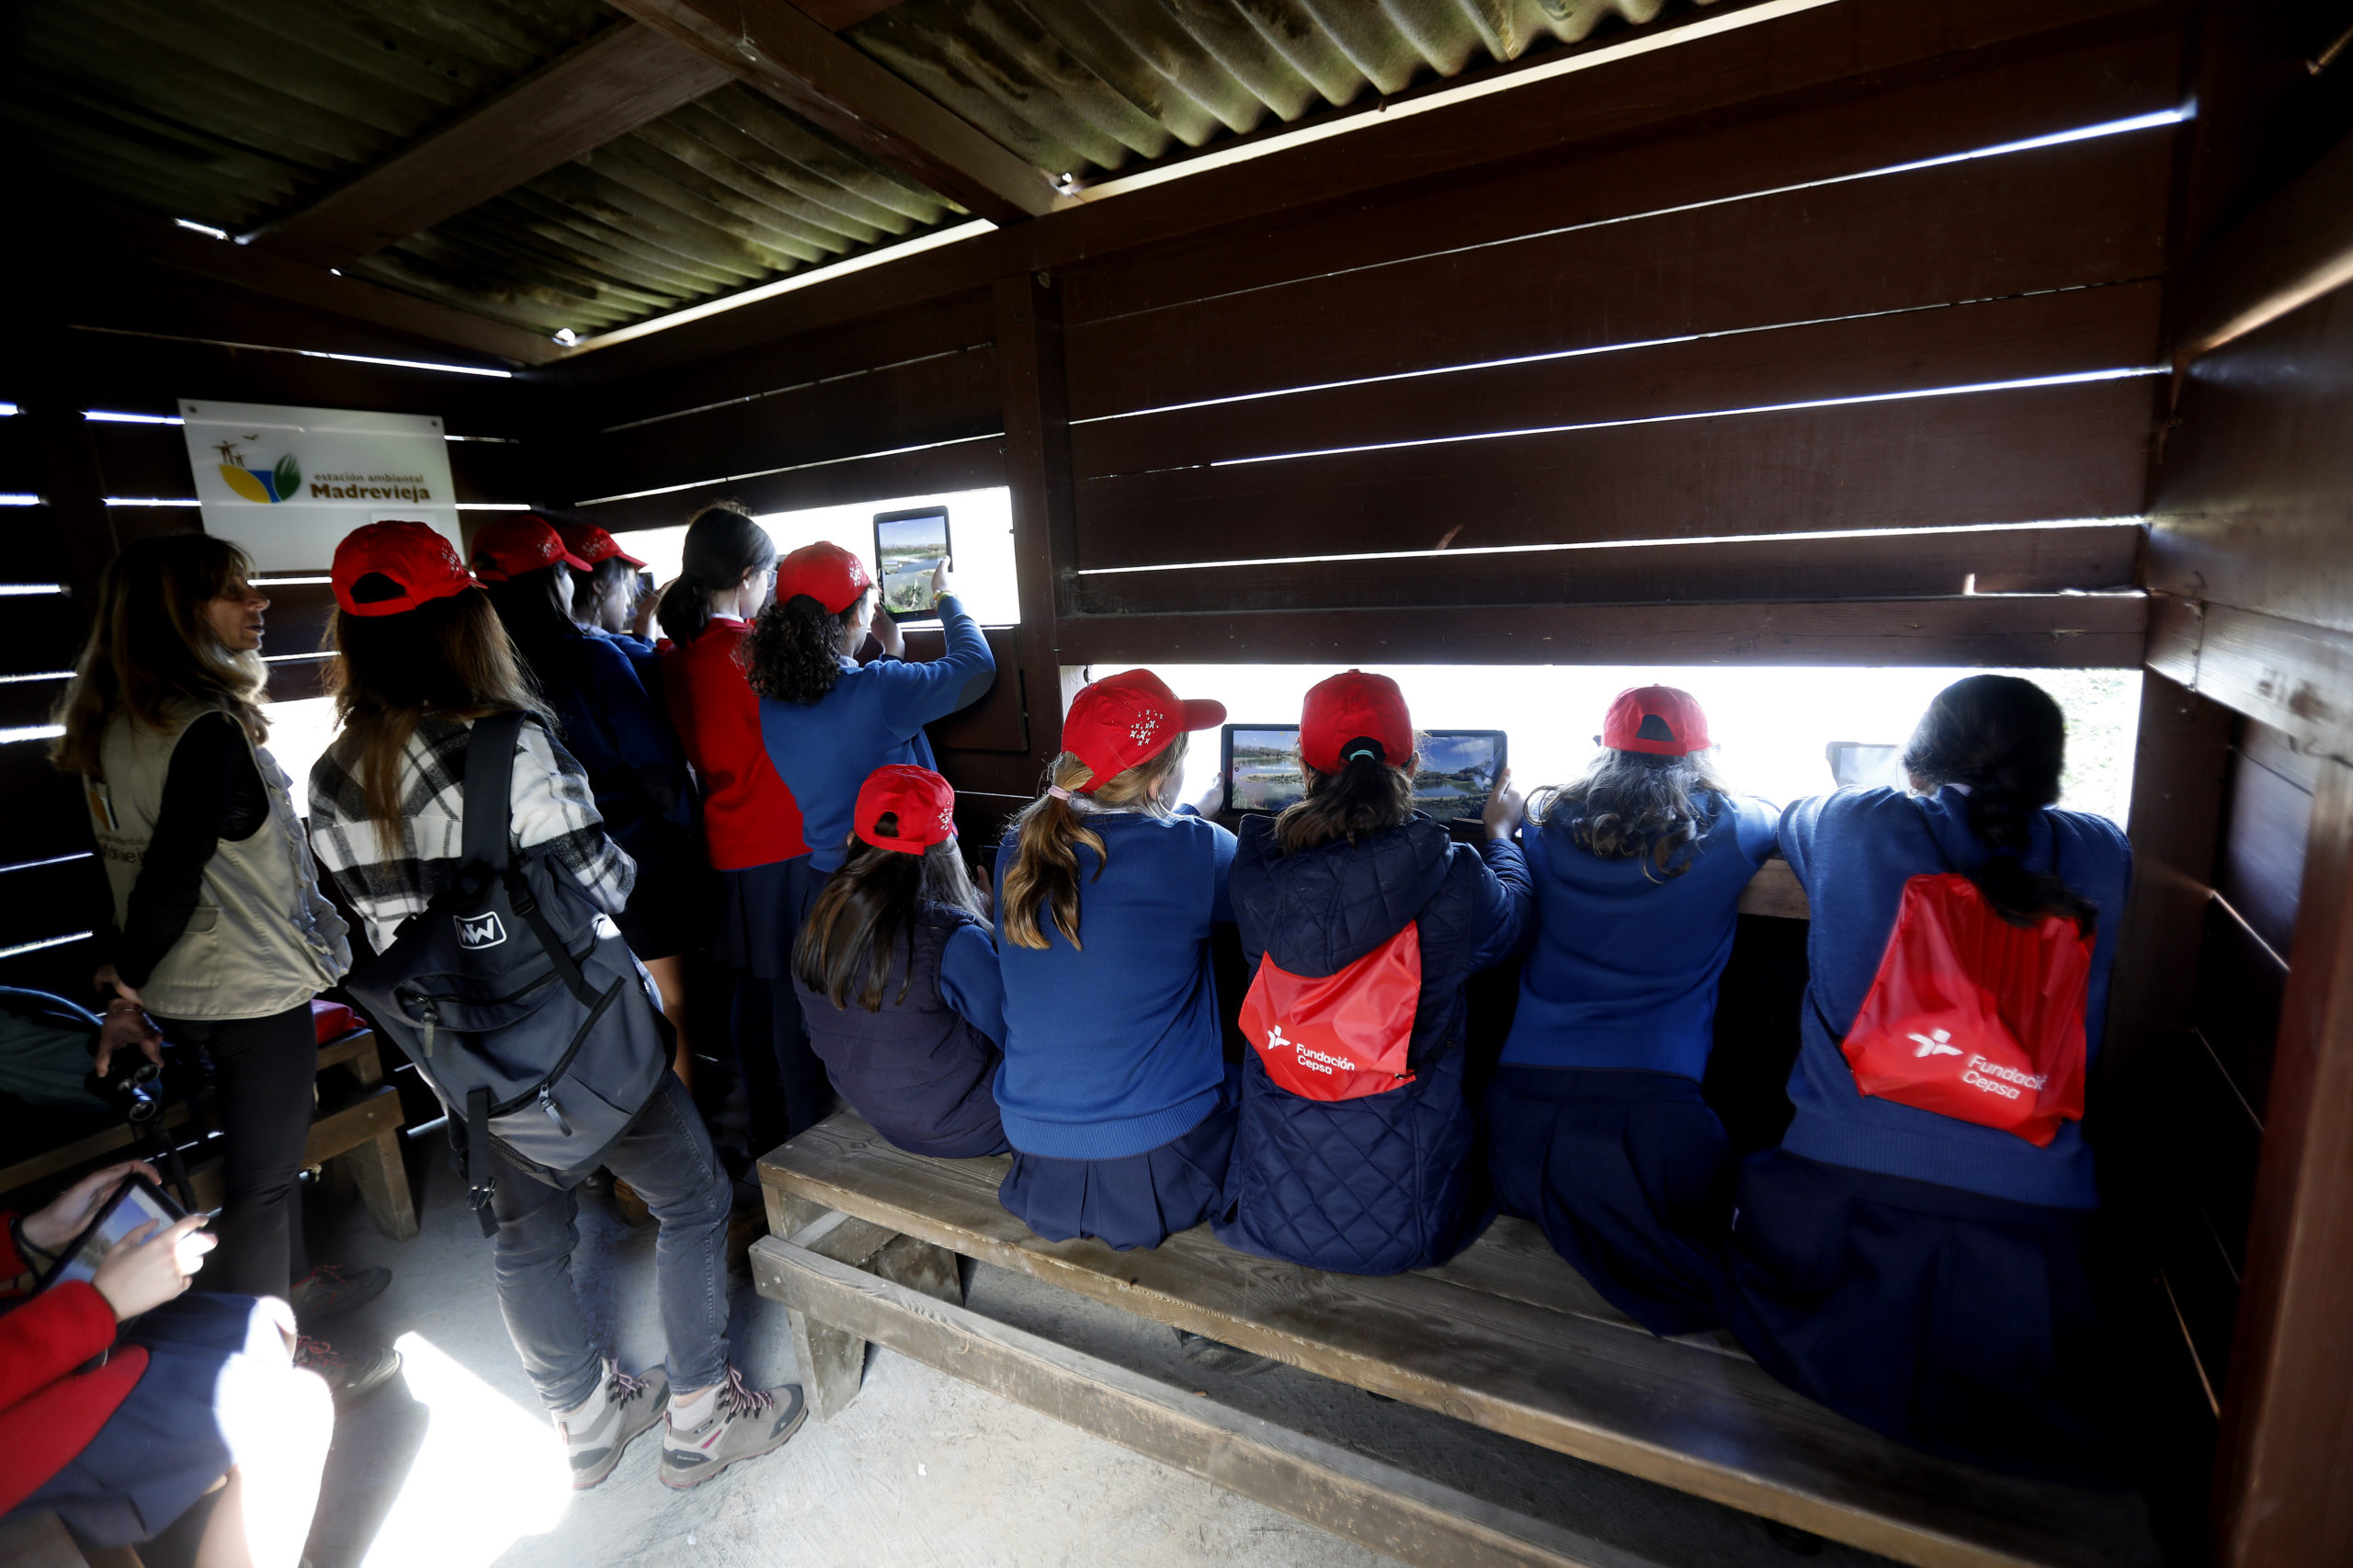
[344,711,670,1234]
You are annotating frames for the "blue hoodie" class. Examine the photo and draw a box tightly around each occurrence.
[992,810,1237,1159]
[1777,786,2131,1208]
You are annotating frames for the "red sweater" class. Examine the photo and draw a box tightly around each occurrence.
[2,1218,145,1517]
[660,619,807,870]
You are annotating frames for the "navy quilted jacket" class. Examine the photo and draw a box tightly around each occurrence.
[1216,814,1531,1274]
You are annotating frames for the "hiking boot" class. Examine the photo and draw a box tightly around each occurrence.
[290,1264,392,1324]
[656,1369,804,1490]
[560,1361,670,1490]
[294,1336,403,1406]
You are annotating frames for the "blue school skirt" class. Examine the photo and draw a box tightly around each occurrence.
[998,1067,1239,1252]
[17,1294,289,1548]
[1716,1149,2120,1483]
[1484,1065,1733,1336]
[710,858,827,978]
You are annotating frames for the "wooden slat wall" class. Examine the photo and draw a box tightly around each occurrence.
[1035,29,2177,654]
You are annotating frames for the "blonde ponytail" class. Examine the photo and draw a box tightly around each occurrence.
[1000,737,1188,951]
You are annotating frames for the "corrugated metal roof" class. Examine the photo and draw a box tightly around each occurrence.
[4,0,615,233]
[847,0,1698,177]
[347,83,962,335]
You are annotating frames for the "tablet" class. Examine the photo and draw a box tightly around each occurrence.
[39,1172,187,1292]
[873,506,951,621]
[1222,725,1507,823]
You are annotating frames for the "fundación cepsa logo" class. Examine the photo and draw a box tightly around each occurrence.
[211,435,438,505]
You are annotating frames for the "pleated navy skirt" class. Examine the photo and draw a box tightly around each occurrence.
[1484,1064,1734,1336]
[1715,1149,2121,1483]
[999,1067,1239,1252]
[710,858,827,979]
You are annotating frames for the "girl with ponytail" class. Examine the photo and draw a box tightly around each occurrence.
[1215,672,1531,1276]
[991,670,1235,1251]
[655,504,823,1153]
[1486,687,1778,1333]
[1720,674,2132,1481]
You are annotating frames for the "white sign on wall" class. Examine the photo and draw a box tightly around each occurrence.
[179,400,461,572]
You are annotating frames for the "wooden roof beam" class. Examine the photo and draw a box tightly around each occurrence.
[243,22,733,268]
[605,0,1064,224]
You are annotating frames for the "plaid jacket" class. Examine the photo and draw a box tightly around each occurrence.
[308,711,635,954]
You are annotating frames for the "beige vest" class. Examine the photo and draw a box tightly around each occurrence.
[87,706,350,1020]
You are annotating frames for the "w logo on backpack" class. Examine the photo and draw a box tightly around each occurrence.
[455,912,506,949]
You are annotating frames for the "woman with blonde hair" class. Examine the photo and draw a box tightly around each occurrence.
[991,670,1233,1251]
[52,533,394,1403]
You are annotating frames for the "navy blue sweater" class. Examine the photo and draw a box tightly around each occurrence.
[760,595,996,872]
[1501,793,1778,1079]
[992,809,1237,1159]
[533,630,692,866]
[1778,786,2131,1208]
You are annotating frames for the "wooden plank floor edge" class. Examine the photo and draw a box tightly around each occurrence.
[751,1235,1669,1568]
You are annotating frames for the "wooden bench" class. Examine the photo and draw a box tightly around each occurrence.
[754,1114,2157,1568]
[0,1028,416,1242]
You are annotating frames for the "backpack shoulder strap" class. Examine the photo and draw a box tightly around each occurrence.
[461,710,529,870]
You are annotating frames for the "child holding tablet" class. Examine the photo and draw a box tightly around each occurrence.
[792,766,1007,1158]
[1218,671,1530,1275]
[1487,687,1777,1335]
[992,671,1234,1251]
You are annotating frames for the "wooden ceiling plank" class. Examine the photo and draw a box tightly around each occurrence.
[244,22,735,269]
[604,0,1064,222]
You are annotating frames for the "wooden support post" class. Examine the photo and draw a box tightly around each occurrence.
[993,271,1079,775]
[343,1128,419,1243]
[777,1209,961,1420]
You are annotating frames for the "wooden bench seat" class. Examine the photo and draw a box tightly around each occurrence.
[756,1113,2157,1568]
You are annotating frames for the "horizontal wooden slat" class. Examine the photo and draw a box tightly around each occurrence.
[1073,282,2163,483]
[1073,526,2143,619]
[264,657,334,705]
[87,422,192,500]
[1050,596,2149,669]
[256,582,338,662]
[1065,126,2173,423]
[443,439,541,506]
[900,624,1024,754]
[1074,381,2156,571]
[0,934,100,1000]
[584,346,998,506]
[0,744,94,864]
[2144,597,2353,755]
[60,324,529,429]
[0,596,87,677]
[0,420,40,491]
[0,676,70,732]
[0,856,109,953]
[573,434,1006,531]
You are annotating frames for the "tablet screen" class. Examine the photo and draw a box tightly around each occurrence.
[1222,727,1506,822]
[874,507,949,619]
[46,1177,183,1289]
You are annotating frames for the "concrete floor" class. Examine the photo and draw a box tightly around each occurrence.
[296,1148,1896,1568]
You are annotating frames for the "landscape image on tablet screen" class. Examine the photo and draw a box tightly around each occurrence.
[1413,733,1501,821]
[1229,729,1304,812]
[876,510,949,617]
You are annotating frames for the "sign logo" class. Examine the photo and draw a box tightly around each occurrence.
[212,436,301,505]
[455,912,507,949]
[1909,1028,1963,1059]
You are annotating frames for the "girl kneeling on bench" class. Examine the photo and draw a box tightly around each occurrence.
[1720,675,2130,1480]
[1217,671,1529,1275]
[792,765,1008,1158]
[1486,687,1776,1335]
[993,670,1233,1251]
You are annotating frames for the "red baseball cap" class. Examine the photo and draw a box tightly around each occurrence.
[552,518,645,570]
[331,522,478,618]
[472,517,592,582]
[855,765,957,855]
[1061,669,1226,791]
[1302,670,1413,773]
[1602,686,1711,756]
[775,541,873,615]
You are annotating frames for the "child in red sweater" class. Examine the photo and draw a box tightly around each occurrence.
[3,1162,331,1564]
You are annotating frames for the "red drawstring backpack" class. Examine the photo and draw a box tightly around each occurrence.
[1240,925,1422,1101]
[1840,871,2094,1146]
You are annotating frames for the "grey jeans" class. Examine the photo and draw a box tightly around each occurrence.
[488,1074,731,1411]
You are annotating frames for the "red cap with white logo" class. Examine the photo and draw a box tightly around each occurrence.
[331,521,478,618]
[1060,669,1226,791]
[1601,685,1711,756]
[856,765,957,854]
[472,517,593,582]
[552,518,645,570]
[775,541,873,615]
[1301,669,1414,773]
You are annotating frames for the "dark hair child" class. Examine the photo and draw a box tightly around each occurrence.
[1719,674,2131,1481]
[790,766,1007,1158]
[1485,686,1778,1335]
[1215,670,1531,1276]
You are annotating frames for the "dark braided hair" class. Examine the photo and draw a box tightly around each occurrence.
[1902,674,2098,934]
[657,502,774,645]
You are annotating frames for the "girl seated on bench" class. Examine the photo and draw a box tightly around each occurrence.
[1216,671,1529,1275]
[1719,675,2130,1480]
[1485,687,1776,1335]
[992,670,1234,1251]
[792,766,1008,1158]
